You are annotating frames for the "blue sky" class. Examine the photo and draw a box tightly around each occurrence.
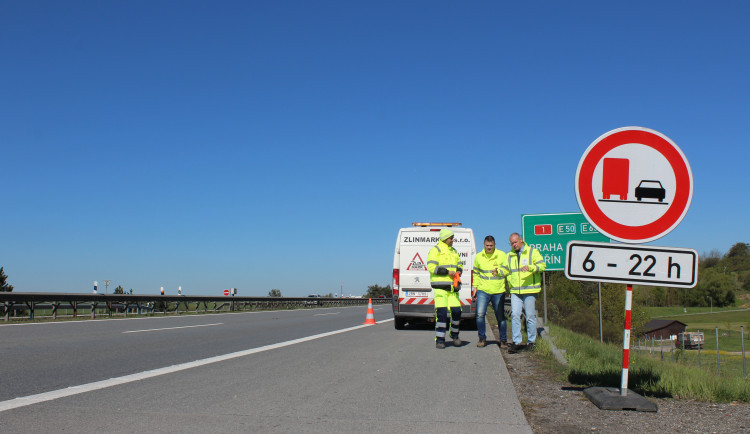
[2,1,748,296]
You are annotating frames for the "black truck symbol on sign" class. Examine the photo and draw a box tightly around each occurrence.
[635,180,666,202]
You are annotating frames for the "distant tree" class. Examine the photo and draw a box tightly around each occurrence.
[113,285,125,294]
[723,247,750,275]
[0,267,13,292]
[268,289,282,297]
[726,242,749,258]
[700,249,723,269]
[365,284,391,298]
[323,292,333,297]
[696,268,736,307]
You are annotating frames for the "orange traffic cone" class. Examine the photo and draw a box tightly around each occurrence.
[363,298,376,325]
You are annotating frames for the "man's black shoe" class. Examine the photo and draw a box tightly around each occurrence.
[508,343,520,354]
[526,342,536,351]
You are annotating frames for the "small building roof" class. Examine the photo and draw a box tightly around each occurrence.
[643,319,687,333]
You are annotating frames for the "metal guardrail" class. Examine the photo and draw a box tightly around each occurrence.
[0,293,391,322]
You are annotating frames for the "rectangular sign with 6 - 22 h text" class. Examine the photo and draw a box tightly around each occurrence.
[565,241,698,287]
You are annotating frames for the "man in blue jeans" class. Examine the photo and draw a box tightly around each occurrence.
[506,232,546,353]
[472,235,508,348]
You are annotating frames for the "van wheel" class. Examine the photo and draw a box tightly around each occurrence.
[394,317,406,330]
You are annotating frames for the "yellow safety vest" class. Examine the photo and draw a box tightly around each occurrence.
[427,240,462,290]
[472,249,508,294]
[506,243,546,294]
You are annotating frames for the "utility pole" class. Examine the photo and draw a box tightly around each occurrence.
[103,280,111,294]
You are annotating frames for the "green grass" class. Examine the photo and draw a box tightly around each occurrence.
[544,324,750,402]
[641,306,750,352]
[645,306,750,326]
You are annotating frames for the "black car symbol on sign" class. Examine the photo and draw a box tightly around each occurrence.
[635,180,666,202]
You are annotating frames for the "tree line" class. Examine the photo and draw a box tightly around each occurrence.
[266,285,390,298]
[545,242,749,342]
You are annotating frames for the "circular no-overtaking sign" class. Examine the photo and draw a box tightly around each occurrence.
[575,127,693,243]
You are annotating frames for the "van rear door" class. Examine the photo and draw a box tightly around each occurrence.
[397,229,437,313]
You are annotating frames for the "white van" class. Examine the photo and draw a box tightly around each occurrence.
[391,223,477,330]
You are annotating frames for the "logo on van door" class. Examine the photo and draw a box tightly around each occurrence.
[407,253,426,271]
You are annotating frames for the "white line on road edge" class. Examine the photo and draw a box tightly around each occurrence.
[0,319,391,413]
[122,323,224,333]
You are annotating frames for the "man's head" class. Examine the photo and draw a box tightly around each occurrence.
[483,235,496,254]
[439,228,455,246]
[509,233,523,252]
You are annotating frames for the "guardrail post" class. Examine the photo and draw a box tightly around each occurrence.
[91,303,96,319]
[4,301,9,322]
[52,302,59,320]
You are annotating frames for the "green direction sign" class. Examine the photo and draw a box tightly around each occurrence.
[522,212,610,271]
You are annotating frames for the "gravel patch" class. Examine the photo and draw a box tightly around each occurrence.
[491,327,750,433]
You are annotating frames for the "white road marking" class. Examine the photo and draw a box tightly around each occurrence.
[122,323,223,333]
[313,312,340,316]
[0,319,392,413]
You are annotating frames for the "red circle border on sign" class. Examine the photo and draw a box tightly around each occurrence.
[576,127,692,243]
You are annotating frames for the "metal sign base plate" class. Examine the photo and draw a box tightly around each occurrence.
[583,387,658,412]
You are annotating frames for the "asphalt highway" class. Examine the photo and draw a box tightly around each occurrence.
[0,305,531,432]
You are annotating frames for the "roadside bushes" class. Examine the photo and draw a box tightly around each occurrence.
[545,271,648,343]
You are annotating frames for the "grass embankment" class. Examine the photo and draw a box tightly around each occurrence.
[541,324,750,403]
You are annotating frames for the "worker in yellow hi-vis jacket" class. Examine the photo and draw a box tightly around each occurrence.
[426,228,463,349]
[505,232,546,353]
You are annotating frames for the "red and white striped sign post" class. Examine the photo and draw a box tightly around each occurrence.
[571,127,694,411]
[621,285,633,396]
